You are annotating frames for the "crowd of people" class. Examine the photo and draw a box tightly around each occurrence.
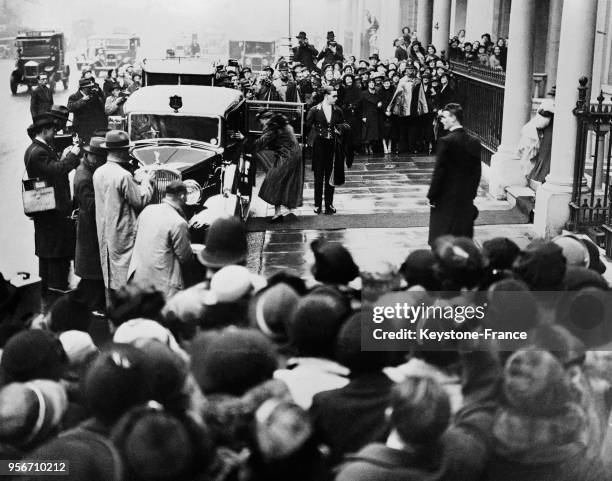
[447,31,508,71]
[11,23,612,481]
[216,28,459,156]
[1,215,612,480]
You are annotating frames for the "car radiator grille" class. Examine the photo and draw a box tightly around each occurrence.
[25,66,38,77]
[153,170,181,203]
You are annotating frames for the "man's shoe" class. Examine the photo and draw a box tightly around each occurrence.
[314,207,322,215]
[325,205,336,215]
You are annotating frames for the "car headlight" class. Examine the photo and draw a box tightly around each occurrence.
[50,56,56,61]
[184,179,201,205]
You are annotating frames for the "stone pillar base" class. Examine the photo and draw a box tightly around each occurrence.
[489,148,527,200]
[533,182,572,239]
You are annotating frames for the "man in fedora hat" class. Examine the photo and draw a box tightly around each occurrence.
[318,31,344,68]
[93,130,154,301]
[30,74,54,120]
[73,135,107,311]
[128,180,193,298]
[197,216,248,280]
[68,78,106,143]
[293,31,319,72]
[24,114,83,312]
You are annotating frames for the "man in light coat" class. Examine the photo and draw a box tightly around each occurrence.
[128,181,193,298]
[93,130,153,299]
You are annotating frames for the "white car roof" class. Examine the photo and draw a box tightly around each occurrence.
[123,85,244,117]
[141,58,216,75]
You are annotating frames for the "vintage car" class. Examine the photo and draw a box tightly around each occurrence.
[10,31,70,94]
[76,34,140,77]
[119,84,254,239]
[140,58,216,87]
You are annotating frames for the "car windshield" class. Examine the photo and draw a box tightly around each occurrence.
[129,113,220,145]
[17,40,51,57]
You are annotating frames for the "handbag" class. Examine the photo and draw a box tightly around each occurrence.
[22,167,56,216]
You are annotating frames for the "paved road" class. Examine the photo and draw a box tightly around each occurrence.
[0,58,72,280]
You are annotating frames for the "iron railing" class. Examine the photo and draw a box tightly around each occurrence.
[567,77,612,256]
[449,61,504,165]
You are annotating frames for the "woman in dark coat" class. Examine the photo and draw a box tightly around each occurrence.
[339,74,362,154]
[360,78,383,155]
[253,112,304,222]
[379,77,395,155]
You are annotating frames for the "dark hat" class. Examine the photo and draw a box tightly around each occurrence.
[513,240,567,290]
[256,109,274,120]
[399,249,439,290]
[432,236,485,290]
[296,31,307,39]
[111,405,207,481]
[1,330,67,383]
[327,31,335,39]
[188,328,277,396]
[138,340,188,408]
[82,343,153,425]
[369,53,380,60]
[32,113,55,129]
[322,63,334,73]
[482,237,520,271]
[563,266,609,291]
[100,129,131,150]
[359,60,370,67]
[197,216,247,268]
[47,104,69,121]
[242,66,252,73]
[48,292,92,333]
[310,239,359,285]
[278,60,289,70]
[289,291,349,358]
[79,78,95,88]
[335,312,389,373]
[421,72,432,79]
[165,180,187,196]
[263,66,274,73]
[83,136,107,156]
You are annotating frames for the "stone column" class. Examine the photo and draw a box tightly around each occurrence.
[544,0,563,94]
[417,0,433,46]
[488,0,536,199]
[432,0,451,54]
[534,0,598,238]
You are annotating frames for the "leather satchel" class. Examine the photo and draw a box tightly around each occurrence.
[22,176,56,216]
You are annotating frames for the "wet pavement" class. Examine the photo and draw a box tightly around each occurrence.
[247,153,536,279]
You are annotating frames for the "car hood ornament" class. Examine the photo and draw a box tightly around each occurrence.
[169,94,182,113]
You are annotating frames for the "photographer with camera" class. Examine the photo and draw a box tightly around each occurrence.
[293,31,319,72]
[105,84,129,117]
[317,31,344,68]
[68,78,107,143]
[255,68,281,101]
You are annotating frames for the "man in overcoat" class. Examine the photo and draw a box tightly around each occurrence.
[306,86,352,214]
[30,74,54,120]
[24,114,82,310]
[73,135,107,311]
[93,130,154,301]
[427,103,481,245]
[318,31,344,68]
[128,181,193,298]
[68,78,106,143]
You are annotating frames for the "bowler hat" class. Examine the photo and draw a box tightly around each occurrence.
[32,114,55,129]
[296,31,307,40]
[278,60,289,71]
[79,78,95,88]
[197,216,247,268]
[369,53,380,60]
[327,31,335,40]
[48,105,69,121]
[100,130,131,150]
[83,136,107,156]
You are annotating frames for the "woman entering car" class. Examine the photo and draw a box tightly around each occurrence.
[252,110,303,223]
